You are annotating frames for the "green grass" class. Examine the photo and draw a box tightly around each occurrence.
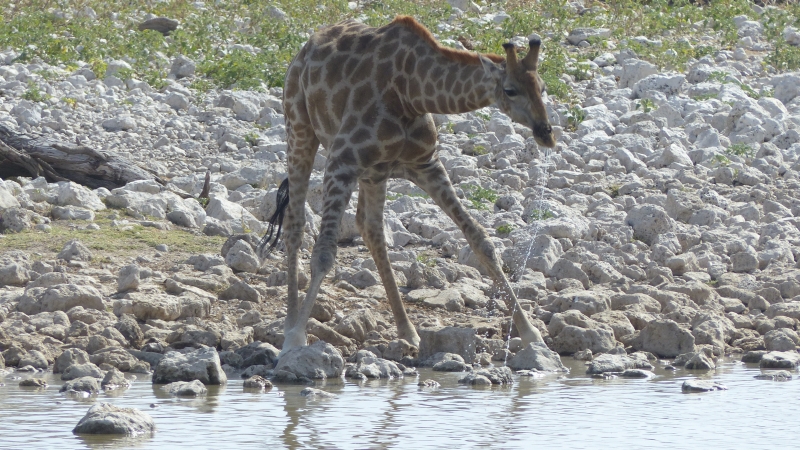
[726,143,755,159]
[0,217,226,256]
[21,81,50,102]
[496,224,514,235]
[526,209,555,221]
[1,0,798,97]
[462,184,498,210]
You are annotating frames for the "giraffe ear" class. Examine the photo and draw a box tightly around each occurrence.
[478,54,502,81]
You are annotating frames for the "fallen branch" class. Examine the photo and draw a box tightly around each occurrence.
[0,123,163,189]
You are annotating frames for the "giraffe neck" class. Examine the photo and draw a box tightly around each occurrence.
[401,55,498,116]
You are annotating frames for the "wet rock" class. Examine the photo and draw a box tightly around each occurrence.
[61,376,101,394]
[681,380,727,393]
[632,319,695,357]
[382,339,419,362]
[418,326,476,364]
[19,378,48,387]
[508,343,566,372]
[683,351,716,370]
[586,353,653,374]
[620,369,654,378]
[234,341,280,368]
[345,350,403,379]
[73,403,155,435]
[418,379,440,388]
[432,359,468,372]
[241,365,272,379]
[164,380,207,397]
[243,375,272,390]
[18,350,48,370]
[101,368,131,390]
[61,363,104,381]
[459,367,513,385]
[91,347,149,372]
[273,340,344,380]
[152,347,227,385]
[760,351,800,369]
[754,370,792,381]
[742,351,768,364]
[300,387,336,399]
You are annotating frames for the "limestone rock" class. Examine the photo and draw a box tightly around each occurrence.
[73,403,155,435]
[273,340,344,380]
[152,347,227,385]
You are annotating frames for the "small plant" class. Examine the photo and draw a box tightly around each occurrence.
[608,184,621,198]
[22,82,50,102]
[564,105,585,132]
[692,93,718,102]
[444,122,455,134]
[244,131,260,146]
[190,78,215,94]
[496,224,514,235]
[476,111,491,121]
[472,144,488,156]
[62,97,78,108]
[712,154,731,167]
[89,58,107,79]
[462,184,498,210]
[726,143,755,159]
[527,209,555,221]
[635,98,656,114]
[416,254,436,268]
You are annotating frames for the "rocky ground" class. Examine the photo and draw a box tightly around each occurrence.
[3,2,800,423]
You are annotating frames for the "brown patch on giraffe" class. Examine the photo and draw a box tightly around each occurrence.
[361,103,379,128]
[337,33,356,52]
[350,128,372,145]
[352,83,374,111]
[331,87,349,117]
[391,16,504,65]
[325,54,350,86]
[308,66,322,86]
[357,145,380,166]
[452,80,463,97]
[436,94,448,112]
[410,124,436,146]
[377,119,402,141]
[424,82,435,97]
[352,58,374,84]
[342,115,359,132]
[407,79,421,99]
[310,43,334,62]
[375,60,393,88]
[354,34,374,53]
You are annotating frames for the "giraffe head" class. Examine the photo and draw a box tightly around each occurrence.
[481,39,556,148]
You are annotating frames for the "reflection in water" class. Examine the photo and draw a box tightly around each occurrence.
[0,358,798,449]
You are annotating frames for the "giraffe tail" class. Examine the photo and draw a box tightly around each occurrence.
[258,177,289,254]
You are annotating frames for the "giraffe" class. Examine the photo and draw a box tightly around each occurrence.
[261,15,556,356]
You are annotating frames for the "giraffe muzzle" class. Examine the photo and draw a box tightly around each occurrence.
[532,122,556,148]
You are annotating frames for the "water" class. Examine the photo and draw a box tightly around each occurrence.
[1,358,795,449]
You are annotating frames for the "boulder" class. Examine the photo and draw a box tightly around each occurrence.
[458,367,514,386]
[507,343,566,371]
[417,326,476,364]
[54,348,91,373]
[586,353,654,374]
[61,363,104,381]
[152,347,227,385]
[333,309,378,342]
[681,380,727,393]
[273,340,344,380]
[625,205,674,246]
[17,284,104,315]
[60,376,101,394]
[57,239,93,261]
[243,375,273,390]
[760,351,800,369]
[73,403,155,435]
[548,310,616,355]
[345,350,403,379]
[632,319,695,357]
[163,380,207,397]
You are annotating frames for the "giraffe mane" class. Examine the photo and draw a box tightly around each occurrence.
[392,15,505,65]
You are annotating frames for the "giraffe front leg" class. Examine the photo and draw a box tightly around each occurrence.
[405,160,544,346]
[281,164,359,356]
[356,179,421,347]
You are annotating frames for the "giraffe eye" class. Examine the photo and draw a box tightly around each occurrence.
[504,89,518,97]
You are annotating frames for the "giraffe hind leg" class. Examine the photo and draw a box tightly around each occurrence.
[356,179,420,347]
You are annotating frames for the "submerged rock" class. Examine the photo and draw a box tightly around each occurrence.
[73,403,155,435]
[242,375,272,390]
[300,387,336,399]
[508,343,567,372]
[163,380,207,397]
[760,351,800,369]
[681,380,728,393]
[459,367,513,386]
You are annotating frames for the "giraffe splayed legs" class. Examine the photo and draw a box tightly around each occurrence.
[261,15,556,356]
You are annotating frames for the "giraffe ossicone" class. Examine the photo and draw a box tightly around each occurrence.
[260,15,556,357]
